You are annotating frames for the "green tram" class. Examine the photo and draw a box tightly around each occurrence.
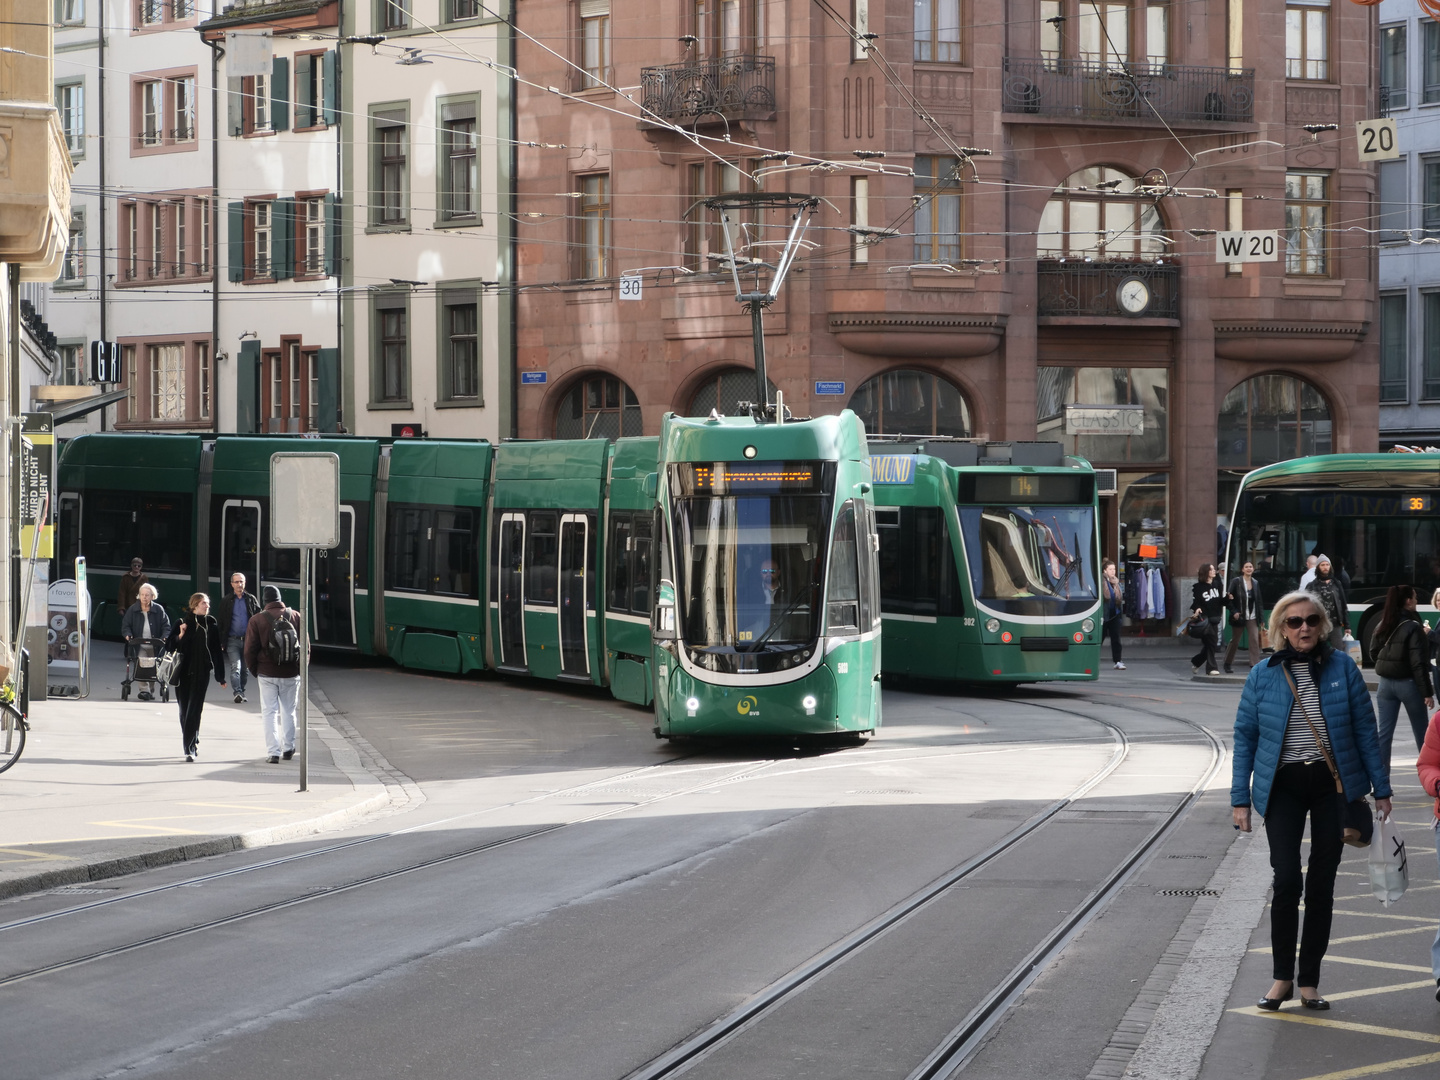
[1223,453,1440,661]
[866,438,1102,682]
[55,410,882,738]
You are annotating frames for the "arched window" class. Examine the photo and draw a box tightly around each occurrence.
[848,369,973,438]
[555,374,642,439]
[1037,166,1168,259]
[686,369,777,416]
[1217,374,1332,469]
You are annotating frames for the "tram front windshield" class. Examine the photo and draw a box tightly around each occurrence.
[670,461,834,675]
[1230,484,1440,606]
[957,504,1098,617]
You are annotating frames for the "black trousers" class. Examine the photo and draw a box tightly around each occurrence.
[1190,618,1220,672]
[1264,760,1345,987]
[174,675,210,755]
[1102,616,1123,663]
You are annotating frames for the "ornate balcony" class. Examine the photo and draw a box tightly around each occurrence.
[640,55,776,125]
[1036,260,1179,320]
[1003,57,1253,125]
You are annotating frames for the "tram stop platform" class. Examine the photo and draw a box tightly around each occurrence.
[0,641,409,901]
[1108,757,1440,1080]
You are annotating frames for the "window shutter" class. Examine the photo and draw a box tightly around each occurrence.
[578,0,608,15]
[316,347,339,433]
[295,54,313,127]
[227,200,244,282]
[275,196,296,279]
[227,77,243,136]
[270,55,289,131]
[237,339,261,433]
[322,51,338,125]
[325,192,339,277]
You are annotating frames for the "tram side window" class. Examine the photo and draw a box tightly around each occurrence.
[387,506,429,592]
[528,511,558,605]
[84,491,192,572]
[385,505,477,597]
[827,502,860,631]
[632,514,652,613]
[860,503,879,630]
[86,491,137,569]
[585,514,597,610]
[607,512,654,615]
[434,510,475,597]
[876,505,961,617]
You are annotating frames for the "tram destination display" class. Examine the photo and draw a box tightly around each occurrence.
[959,473,1093,505]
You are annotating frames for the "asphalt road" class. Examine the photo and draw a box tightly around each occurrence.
[0,656,1242,1080]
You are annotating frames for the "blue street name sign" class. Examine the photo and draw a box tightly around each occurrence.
[814,380,846,396]
[520,371,548,385]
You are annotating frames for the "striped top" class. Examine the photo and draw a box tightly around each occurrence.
[1280,659,1332,764]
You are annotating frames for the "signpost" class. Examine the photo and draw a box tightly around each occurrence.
[1214,231,1278,264]
[814,381,846,397]
[1355,118,1399,162]
[618,274,642,300]
[269,453,340,792]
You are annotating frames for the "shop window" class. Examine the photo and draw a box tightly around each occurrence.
[1117,472,1169,568]
[1036,366,1169,463]
[555,374,642,438]
[848,369,973,438]
[1216,373,1332,469]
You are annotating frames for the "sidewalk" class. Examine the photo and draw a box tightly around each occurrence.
[0,641,404,900]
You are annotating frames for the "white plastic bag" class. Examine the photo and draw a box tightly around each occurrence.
[1369,812,1409,907]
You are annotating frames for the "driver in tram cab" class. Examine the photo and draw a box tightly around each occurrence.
[761,559,783,605]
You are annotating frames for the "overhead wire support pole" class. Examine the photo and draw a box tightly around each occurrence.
[706,192,820,422]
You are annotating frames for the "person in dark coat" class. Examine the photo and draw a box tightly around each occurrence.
[1232,589,1392,1012]
[165,592,226,762]
[1306,555,1349,649]
[1101,558,1124,669]
[216,572,261,704]
[1190,563,1224,675]
[245,585,306,764]
[1369,584,1435,764]
[1225,561,1266,674]
[117,557,148,619]
[122,583,171,702]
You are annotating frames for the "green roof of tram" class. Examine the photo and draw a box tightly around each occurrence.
[660,411,867,463]
[1241,453,1440,488]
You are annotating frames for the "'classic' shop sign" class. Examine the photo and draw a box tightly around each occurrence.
[1064,404,1144,436]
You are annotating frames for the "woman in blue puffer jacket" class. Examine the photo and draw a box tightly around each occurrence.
[1232,589,1392,1013]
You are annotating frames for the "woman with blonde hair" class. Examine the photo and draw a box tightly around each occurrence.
[1232,589,1391,1011]
[164,592,227,762]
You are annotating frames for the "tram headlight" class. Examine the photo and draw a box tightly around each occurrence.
[686,696,700,717]
[985,618,1000,634]
[802,694,817,716]
[1081,618,1095,634]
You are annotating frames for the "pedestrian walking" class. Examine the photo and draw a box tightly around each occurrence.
[1232,590,1392,1012]
[117,557,148,618]
[1414,711,1440,1003]
[1306,555,1349,650]
[1225,561,1266,674]
[1101,558,1125,669]
[216,572,261,703]
[244,585,305,764]
[1298,553,1319,591]
[1369,584,1435,763]
[121,583,170,702]
[165,593,226,762]
[1428,589,1440,663]
[1190,563,1224,676]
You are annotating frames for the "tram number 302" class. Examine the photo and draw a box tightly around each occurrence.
[963,618,975,627]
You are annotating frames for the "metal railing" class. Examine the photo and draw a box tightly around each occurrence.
[1003,57,1254,124]
[640,55,776,123]
[1380,85,1406,117]
[1036,260,1180,319]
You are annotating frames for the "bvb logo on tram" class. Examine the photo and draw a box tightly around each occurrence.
[736,695,759,716]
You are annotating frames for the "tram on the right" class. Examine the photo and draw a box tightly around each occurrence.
[868,438,1103,683]
[1223,452,1440,662]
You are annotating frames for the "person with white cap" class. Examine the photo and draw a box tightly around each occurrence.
[243,585,305,764]
[1306,555,1350,650]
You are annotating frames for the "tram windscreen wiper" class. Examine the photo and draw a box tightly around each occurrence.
[748,580,818,652]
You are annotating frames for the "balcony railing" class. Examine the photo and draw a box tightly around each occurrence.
[1380,85,1406,117]
[1003,57,1253,124]
[1036,260,1179,319]
[640,55,776,124]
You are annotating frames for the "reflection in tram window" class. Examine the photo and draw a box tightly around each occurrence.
[875,505,962,617]
[384,504,477,598]
[527,512,558,605]
[957,504,1098,616]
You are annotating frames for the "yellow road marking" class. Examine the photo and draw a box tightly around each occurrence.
[1249,925,1429,952]
[89,821,205,835]
[1315,955,1434,974]
[1293,1050,1440,1080]
[1328,910,1434,924]
[179,802,289,814]
[0,847,71,863]
[1318,980,1437,1001]
[1228,1011,1440,1044]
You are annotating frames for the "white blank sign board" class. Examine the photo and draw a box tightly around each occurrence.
[270,453,340,548]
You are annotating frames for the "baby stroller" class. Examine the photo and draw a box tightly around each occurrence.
[122,639,170,703]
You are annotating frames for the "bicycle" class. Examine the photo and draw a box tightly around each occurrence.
[0,683,27,773]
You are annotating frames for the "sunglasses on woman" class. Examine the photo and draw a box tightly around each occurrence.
[1284,614,1323,629]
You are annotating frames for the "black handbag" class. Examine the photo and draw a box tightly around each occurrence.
[1185,615,1209,639]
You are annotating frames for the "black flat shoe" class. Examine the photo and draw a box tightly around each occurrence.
[1300,995,1330,1011]
[1434,978,1439,1003]
[1257,989,1293,1011]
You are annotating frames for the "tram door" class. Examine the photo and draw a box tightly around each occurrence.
[222,500,261,595]
[497,513,526,668]
[312,507,355,646]
[558,514,589,677]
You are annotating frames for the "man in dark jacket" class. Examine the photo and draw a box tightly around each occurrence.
[244,585,306,764]
[217,572,261,703]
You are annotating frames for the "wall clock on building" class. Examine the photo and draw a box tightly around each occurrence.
[1116,276,1151,315]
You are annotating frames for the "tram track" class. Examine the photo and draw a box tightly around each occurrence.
[621,696,1224,1080]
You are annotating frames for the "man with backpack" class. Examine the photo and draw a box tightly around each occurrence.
[244,585,306,764]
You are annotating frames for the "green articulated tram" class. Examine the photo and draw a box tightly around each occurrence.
[56,410,883,738]
[866,438,1102,683]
